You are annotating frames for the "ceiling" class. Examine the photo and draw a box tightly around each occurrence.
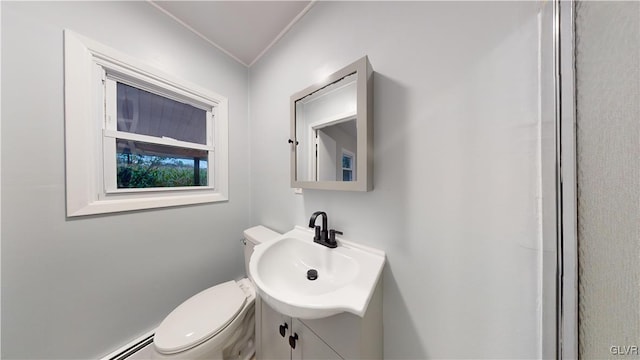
[150,1,313,67]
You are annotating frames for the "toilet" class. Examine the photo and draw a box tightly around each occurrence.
[151,226,281,359]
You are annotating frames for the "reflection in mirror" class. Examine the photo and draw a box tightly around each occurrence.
[290,56,372,191]
[295,73,357,182]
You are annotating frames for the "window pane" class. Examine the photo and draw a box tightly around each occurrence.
[342,155,352,169]
[117,82,207,144]
[116,139,208,188]
[343,170,352,181]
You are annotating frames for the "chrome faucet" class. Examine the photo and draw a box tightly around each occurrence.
[308,211,341,248]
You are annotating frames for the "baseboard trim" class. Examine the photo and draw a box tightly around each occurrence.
[101,330,156,360]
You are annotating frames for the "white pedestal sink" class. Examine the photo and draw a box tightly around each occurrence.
[249,226,386,319]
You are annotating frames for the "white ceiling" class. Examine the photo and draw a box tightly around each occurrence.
[150,1,313,67]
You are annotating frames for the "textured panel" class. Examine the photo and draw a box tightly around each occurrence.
[576,1,640,358]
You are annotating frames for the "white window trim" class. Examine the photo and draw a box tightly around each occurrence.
[64,30,229,217]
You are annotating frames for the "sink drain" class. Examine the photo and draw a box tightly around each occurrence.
[307,269,318,281]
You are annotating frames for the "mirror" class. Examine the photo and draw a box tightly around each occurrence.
[290,56,373,191]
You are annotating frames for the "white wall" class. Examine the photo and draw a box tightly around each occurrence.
[1,2,250,358]
[576,1,640,357]
[249,2,555,358]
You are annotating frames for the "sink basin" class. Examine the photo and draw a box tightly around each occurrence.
[249,226,385,319]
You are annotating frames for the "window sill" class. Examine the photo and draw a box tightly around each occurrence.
[68,190,228,217]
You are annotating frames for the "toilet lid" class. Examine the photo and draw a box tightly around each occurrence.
[154,280,247,354]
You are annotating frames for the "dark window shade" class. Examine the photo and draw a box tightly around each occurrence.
[117,82,207,145]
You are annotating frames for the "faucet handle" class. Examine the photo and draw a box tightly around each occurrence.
[313,226,321,241]
[329,229,343,244]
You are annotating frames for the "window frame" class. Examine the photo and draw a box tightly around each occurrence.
[341,149,355,181]
[102,76,215,193]
[64,30,229,217]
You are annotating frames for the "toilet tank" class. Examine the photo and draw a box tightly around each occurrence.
[243,226,281,279]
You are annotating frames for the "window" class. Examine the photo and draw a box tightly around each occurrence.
[105,81,212,191]
[64,30,228,216]
[342,150,355,181]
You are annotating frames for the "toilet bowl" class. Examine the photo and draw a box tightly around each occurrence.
[151,226,281,359]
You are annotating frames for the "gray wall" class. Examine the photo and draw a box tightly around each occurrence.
[249,2,555,359]
[1,2,250,358]
[576,1,640,358]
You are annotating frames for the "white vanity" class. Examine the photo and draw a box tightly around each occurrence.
[249,226,385,359]
[256,283,382,359]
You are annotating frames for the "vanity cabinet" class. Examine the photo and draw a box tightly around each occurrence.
[258,297,292,359]
[262,312,342,360]
[255,281,382,360]
[291,318,342,360]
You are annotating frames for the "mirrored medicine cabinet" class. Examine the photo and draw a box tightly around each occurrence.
[290,56,373,191]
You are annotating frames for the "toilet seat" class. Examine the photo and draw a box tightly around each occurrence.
[154,281,247,354]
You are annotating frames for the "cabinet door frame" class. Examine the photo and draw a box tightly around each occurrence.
[259,299,293,359]
[291,319,343,360]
